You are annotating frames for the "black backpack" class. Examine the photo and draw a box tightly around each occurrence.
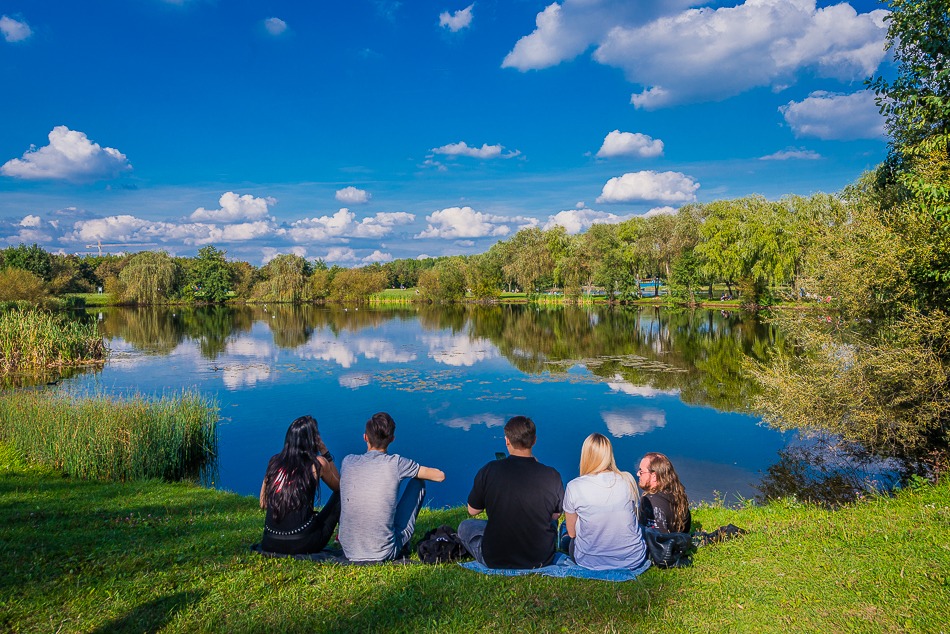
[642,527,694,568]
[416,525,467,564]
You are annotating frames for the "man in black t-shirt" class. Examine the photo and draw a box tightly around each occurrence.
[458,416,564,569]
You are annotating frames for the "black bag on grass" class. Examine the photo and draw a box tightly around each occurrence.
[642,527,693,568]
[416,525,467,564]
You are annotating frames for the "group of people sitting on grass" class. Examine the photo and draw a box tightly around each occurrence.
[260,412,691,571]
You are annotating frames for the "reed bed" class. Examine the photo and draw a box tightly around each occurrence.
[0,308,105,373]
[0,389,218,482]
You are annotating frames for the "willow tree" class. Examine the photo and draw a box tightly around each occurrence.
[252,254,311,303]
[119,251,177,305]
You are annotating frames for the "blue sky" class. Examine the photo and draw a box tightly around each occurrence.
[1,0,892,265]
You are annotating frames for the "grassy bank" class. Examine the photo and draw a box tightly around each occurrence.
[0,447,947,633]
[0,390,217,482]
[0,308,104,372]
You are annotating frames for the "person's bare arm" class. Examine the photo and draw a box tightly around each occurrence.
[416,466,445,482]
[565,512,578,538]
[467,504,483,517]
[259,477,268,509]
[317,456,340,492]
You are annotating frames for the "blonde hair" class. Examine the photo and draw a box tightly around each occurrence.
[579,433,639,502]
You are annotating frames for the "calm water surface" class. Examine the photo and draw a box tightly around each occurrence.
[68,304,788,508]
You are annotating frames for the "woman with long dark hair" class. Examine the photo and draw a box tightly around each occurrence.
[260,415,341,554]
[637,452,691,534]
[562,433,647,570]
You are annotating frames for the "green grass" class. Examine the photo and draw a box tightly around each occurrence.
[0,448,947,633]
[0,390,217,482]
[0,308,105,373]
[370,288,418,303]
[67,292,117,307]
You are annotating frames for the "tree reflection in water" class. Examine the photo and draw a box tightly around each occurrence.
[90,303,907,503]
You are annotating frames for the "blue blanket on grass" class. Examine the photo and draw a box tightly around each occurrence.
[460,553,651,582]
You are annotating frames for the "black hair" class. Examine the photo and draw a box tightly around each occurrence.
[504,415,536,450]
[263,415,321,522]
[365,412,395,450]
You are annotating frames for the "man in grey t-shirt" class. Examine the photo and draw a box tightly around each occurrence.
[339,412,445,561]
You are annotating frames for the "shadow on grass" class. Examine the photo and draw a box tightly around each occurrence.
[88,590,205,634]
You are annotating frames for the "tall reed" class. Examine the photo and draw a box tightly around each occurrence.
[0,309,105,373]
[0,389,218,482]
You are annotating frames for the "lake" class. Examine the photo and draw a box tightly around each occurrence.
[66,303,789,508]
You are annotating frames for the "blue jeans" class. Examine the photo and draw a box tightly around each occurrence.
[457,518,488,565]
[393,478,426,557]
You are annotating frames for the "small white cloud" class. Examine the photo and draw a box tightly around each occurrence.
[596,130,664,158]
[1,126,131,181]
[339,373,371,389]
[543,209,629,234]
[323,247,359,263]
[440,4,474,32]
[643,206,677,218]
[430,141,520,159]
[335,186,371,204]
[760,147,822,161]
[190,192,275,223]
[597,171,699,204]
[415,206,511,239]
[362,250,392,263]
[416,253,432,260]
[424,333,497,367]
[261,246,308,265]
[263,17,287,36]
[0,15,32,43]
[602,408,668,437]
[285,209,412,242]
[438,413,505,431]
[19,214,42,228]
[780,90,884,140]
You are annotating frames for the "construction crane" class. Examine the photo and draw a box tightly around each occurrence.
[84,240,158,256]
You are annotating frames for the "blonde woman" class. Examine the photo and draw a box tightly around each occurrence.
[562,433,647,570]
[637,452,692,534]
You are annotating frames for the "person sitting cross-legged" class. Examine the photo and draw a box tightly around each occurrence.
[338,412,445,562]
[458,415,564,569]
[562,433,647,570]
[260,415,341,555]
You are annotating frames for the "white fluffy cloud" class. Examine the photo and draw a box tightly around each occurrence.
[0,15,31,42]
[261,246,308,264]
[505,0,888,109]
[19,214,42,228]
[335,186,371,204]
[643,206,677,218]
[190,192,275,223]
[415,206,512,239]
[760,147,822,160]
[596,130,664,158]
[264,17,287,36]
[1,126,131,181]
[440,4,474,32]
[430,141,520,159]
[597,171,699,204]
[285,209,414,242]
[602,408,668,437]
[780,90,884,140]
[362,250,392,263]
[543,209,629,234]
[66,214,275,246]
[322,247,359,263]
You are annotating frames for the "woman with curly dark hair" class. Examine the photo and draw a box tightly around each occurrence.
[637,452,691,534]
[260,415,341,554]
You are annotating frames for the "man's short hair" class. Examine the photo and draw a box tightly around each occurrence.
[365,412,396,449]
[504,415,536,450]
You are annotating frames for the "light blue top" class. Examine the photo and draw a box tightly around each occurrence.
[563,471,647,571]
[338,450,420,561]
